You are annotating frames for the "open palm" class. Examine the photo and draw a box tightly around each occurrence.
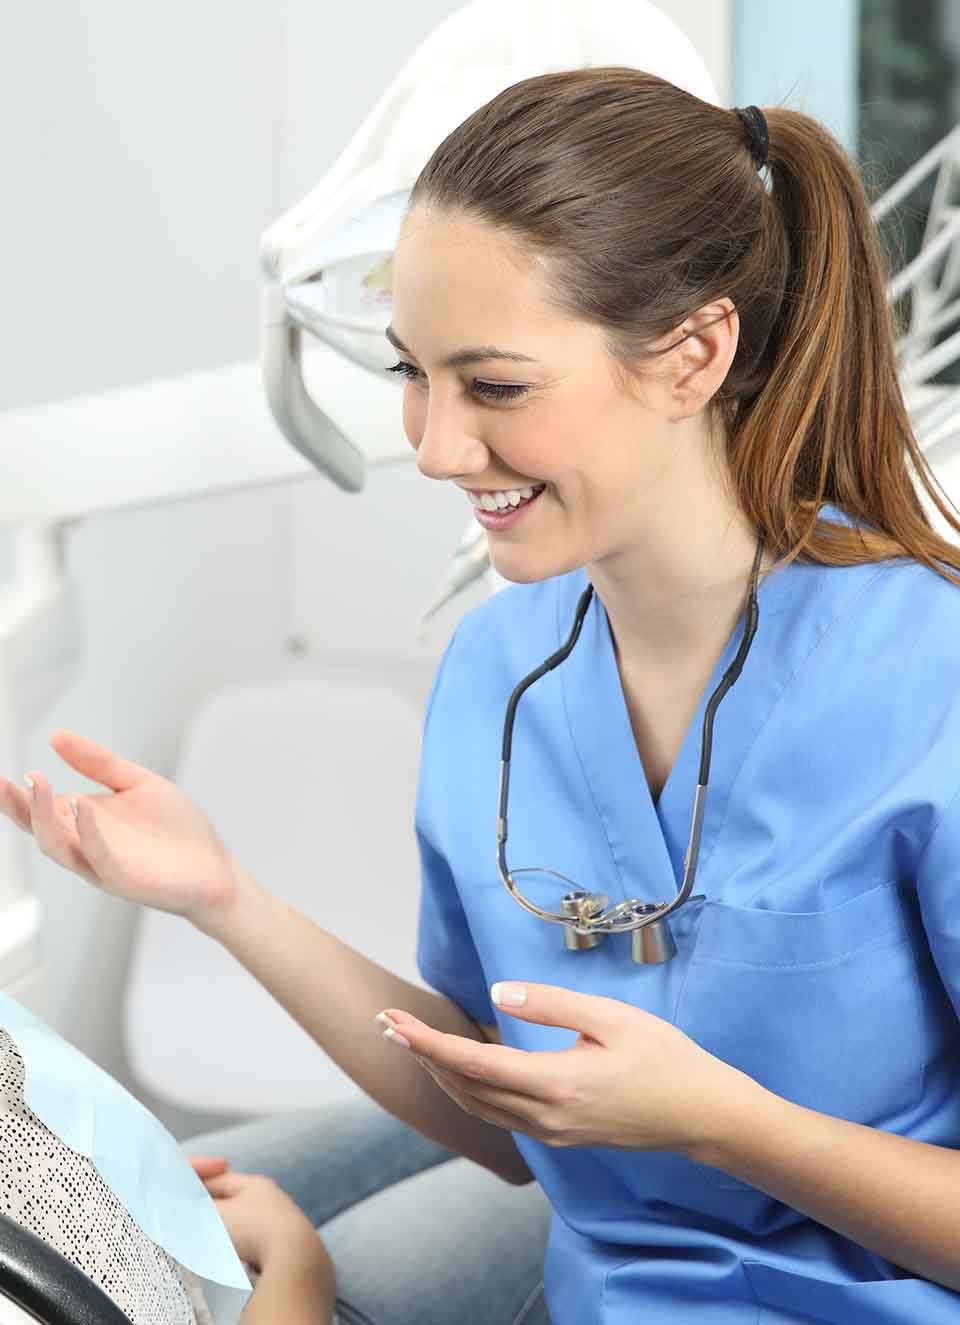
[0,728,236,920]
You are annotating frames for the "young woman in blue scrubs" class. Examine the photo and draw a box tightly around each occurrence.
[4,68,960,1325]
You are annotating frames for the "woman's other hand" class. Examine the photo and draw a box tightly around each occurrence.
[0,729,239,931]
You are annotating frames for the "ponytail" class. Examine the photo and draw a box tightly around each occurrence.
[729,107,960,584]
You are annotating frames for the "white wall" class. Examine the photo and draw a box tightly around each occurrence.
[0,0,732,1105]
[659,0,731,101]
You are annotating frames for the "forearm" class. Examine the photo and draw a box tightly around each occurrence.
[692,1073,960,1292]
[201,857,532,1185]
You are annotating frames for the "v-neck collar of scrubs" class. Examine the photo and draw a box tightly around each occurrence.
[556,507,851,907]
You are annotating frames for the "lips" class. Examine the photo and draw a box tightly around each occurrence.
[470,484,546,529]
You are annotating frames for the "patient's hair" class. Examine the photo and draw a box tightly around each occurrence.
[408,67,960,586]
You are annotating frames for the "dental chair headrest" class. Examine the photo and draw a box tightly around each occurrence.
[256,0,720,504]
[261,0,719,306]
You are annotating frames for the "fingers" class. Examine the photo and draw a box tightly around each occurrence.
[0,726,145,835]
[189,1155,230,1180]
[0,773,97,889]
[49,729,150,793]
[0,777,33,833]
[202,1171,272,1200]
[202,1173,245,1199]
[23,773,94,880]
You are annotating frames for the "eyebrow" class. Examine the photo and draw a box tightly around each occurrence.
[384,325,540,368]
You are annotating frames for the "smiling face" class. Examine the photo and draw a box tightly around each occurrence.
[388,206,688,585]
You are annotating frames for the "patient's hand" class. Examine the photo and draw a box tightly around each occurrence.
[199,1168,336,1324]
[200,1169,332,1277]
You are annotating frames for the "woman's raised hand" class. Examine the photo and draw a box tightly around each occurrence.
[0,728,238,925]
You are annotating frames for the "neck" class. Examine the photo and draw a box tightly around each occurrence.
[585,486,774,681]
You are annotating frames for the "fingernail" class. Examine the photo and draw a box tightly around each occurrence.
[382,1027,411,1049]
[491,982,527,1007]
[70,797,79,819]
[373,1011,394,1029]
[23,776,35,798]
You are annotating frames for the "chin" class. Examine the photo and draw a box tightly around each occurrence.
[489,547,584,585]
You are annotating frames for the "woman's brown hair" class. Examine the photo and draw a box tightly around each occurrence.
[408,67,960,586]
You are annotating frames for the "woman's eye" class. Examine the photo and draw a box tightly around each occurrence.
[384,361,528,401]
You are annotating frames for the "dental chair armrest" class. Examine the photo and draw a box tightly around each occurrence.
[0,1212,133,1325]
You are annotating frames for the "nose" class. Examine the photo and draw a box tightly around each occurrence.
[412,406,491,484]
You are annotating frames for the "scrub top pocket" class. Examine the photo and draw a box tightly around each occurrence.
[673,880,927,1193]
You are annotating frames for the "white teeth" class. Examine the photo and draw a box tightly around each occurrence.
[470,483,544,511]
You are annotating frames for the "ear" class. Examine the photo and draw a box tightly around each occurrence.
[667,299,739,421]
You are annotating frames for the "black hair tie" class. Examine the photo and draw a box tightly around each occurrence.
[734,105,769,171]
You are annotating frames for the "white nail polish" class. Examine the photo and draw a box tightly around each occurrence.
[23,776,34,792]
[383,1027,411,1049]
[491,982,527,1007]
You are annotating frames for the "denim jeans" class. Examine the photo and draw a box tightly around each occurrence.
[184,1086,552,1325]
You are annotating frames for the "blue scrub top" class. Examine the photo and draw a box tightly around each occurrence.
[415,502,960,1324]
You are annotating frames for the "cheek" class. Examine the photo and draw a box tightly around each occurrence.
[401,389,425,448]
